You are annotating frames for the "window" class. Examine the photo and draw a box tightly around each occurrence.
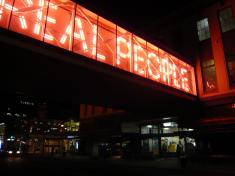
[116,26,132,71]
[141,125,158,134]
[162,122,178,134]
[225,53,235,85]
[73,4,98,59]
[43,0,75,50]
[219,7,235,33]
[197,18,210,41]
[0,0,14,29]
[202,59,217,91]
[220,7,235,86]
[133,35,147,77]
[199,39,217,92]
[97,17,116,66]
[9,0,49,41]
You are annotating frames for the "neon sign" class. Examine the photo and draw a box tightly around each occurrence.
[0,0,197,95]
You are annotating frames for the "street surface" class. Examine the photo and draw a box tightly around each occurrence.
[1,155,235,176]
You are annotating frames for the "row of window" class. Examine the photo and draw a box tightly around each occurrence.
[197,7,235,41]
[197,7,235,92]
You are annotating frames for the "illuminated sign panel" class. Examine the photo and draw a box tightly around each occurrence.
[0,0,197,95]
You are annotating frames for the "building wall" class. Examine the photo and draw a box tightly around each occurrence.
[196,0,235,101]
[80,104,116,119]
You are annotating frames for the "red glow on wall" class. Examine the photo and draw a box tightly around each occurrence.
[0,0,197,95]
[200,117,235,125]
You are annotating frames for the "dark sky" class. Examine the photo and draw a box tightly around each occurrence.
[76,0,217,36]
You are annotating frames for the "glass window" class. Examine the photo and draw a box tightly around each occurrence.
[0,0,14,28]
[225,53,235,85]
[73,4,97,59]
[141,126,149,134]
[141,125,158,134]
[9,0,49,41]
[133,35,147,77]
[147,43,161,82]
[197,18,210,41]
[162,121,178,134]
[116,26,132,72]
[199,40,217,92]
[219,7,235,33]
[146,42,196,95]
[202,59,217,91]
[44,0,75,50]
[97,17,116,66]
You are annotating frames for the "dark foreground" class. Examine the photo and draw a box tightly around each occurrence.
[1,155,235,176]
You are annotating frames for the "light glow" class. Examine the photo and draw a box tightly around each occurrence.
[147,125,152,128]
[19,16,27,29]
[76,17,88,52]
[44,33,53,40]
[34,0,44,35]
[134,44,145,75]
[5,4,18,11]
[26,0,33,6]
[0,0,196,95]
[46,16,56,24]
[117,36,131,68]
[0,0,5,20]
[147,52,160,80]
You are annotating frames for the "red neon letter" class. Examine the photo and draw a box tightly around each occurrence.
[147,52,160,80]
[44,2,58,41]
[172,64,181,88]
[133,44,145,76]
[117,36,131,69]
[59,24,72,44]
[75,17,88,52]
[161,58,169,83]
[92,24,97,56]
[181,68,189,92]
[34,0,45,35]
[0,0,18,28]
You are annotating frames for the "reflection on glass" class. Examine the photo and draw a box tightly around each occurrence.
[117,26,132,72]
[97,17,116,66]
[147,43,195,93]
[133,35,146,76]
[9,0,49,41]
[0,0,197,95]
[202,59,217,91]
[44,0,75,50]
[73,4,97,59]
[0,0,14,28]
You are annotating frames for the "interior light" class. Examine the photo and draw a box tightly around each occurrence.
[163,122,172,127]
[147,125,152,128]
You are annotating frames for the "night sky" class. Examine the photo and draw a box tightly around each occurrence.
[76,0,217,37]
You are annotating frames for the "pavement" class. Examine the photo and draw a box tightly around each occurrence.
[52,154,235,175]
[1,154,235,176]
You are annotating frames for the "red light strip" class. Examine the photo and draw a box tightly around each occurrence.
[0,0,197,95]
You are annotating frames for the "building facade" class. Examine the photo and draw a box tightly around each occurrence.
[1,0,235,158]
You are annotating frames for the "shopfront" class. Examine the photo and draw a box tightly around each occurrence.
[140,119,196,157]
